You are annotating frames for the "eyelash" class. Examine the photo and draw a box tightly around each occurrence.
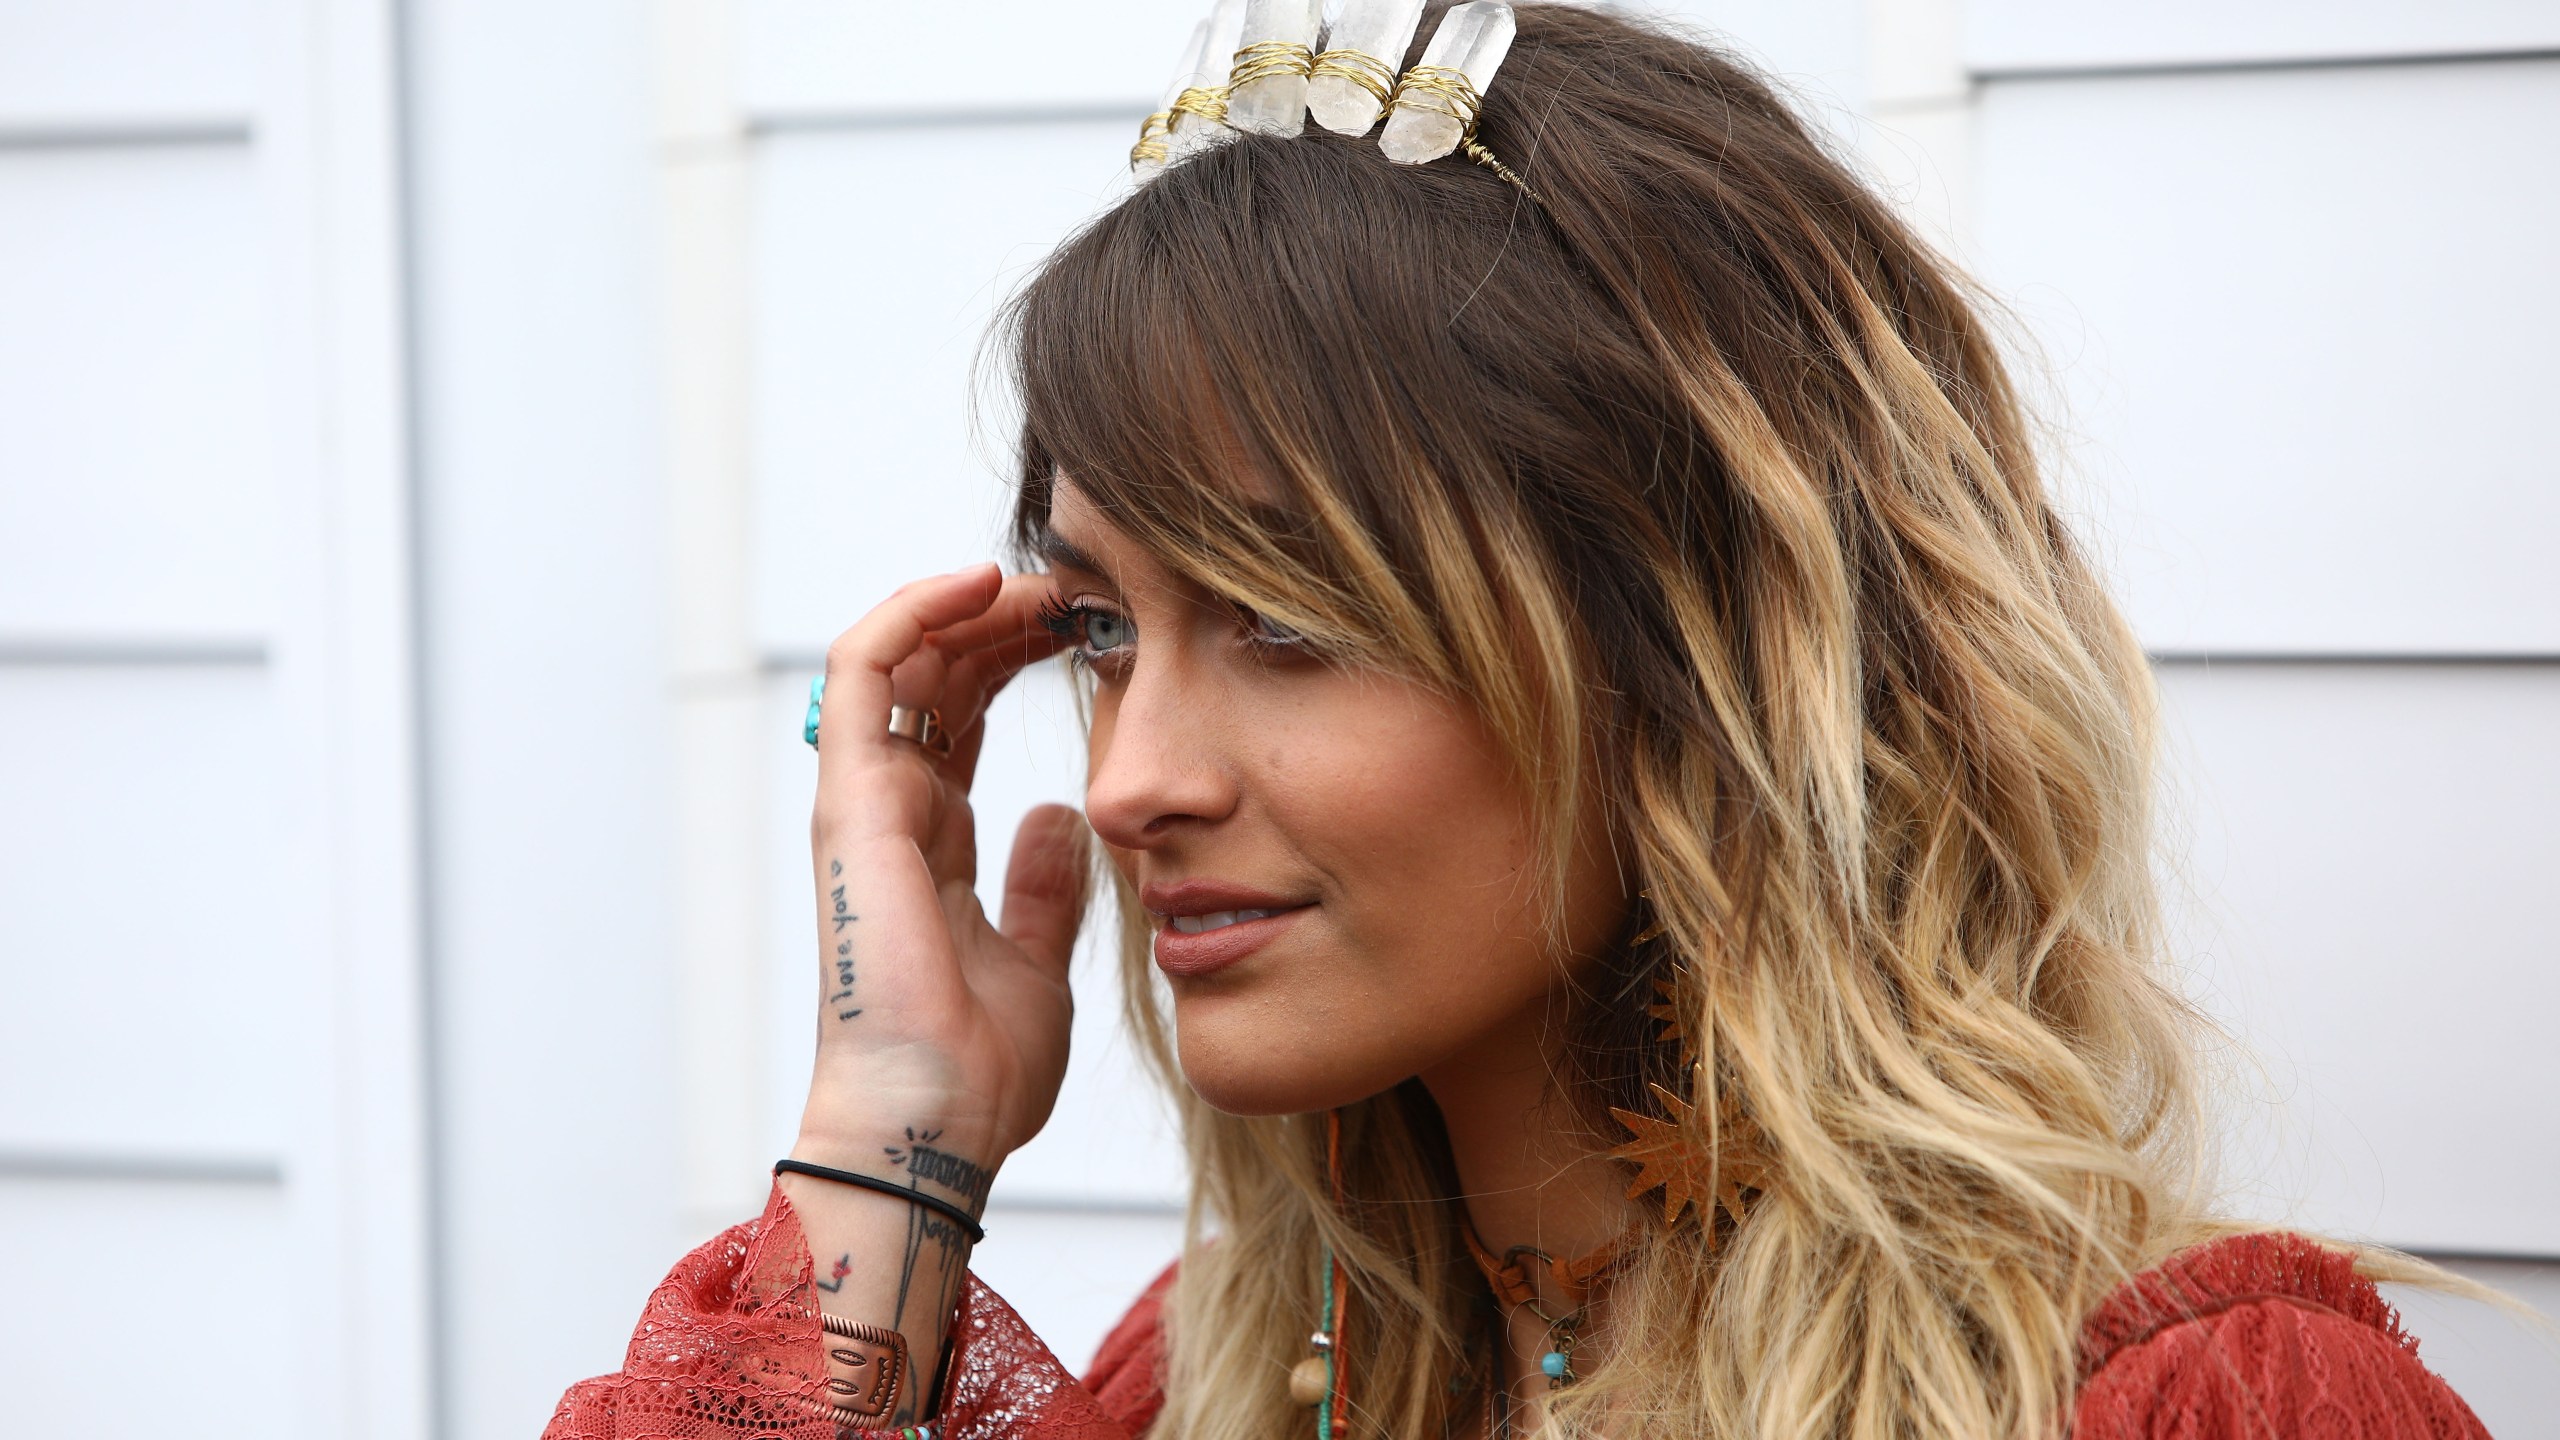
[1034,594,1308,672]
[1034,594,1118,669]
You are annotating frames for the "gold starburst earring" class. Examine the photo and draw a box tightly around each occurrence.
[1604,892,1769,1234]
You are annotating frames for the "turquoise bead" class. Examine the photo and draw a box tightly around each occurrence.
[1540,1351,1568,1379]
[803,674,826,748]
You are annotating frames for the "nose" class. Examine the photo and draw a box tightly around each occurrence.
[1082,658,1237,851]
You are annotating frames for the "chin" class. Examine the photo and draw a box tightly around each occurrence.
[1169,997,1417,1117]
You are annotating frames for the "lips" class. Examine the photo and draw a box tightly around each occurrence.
[1142,879,1313,978]
[1150,905,1310,976]
[1167,908,1285,935]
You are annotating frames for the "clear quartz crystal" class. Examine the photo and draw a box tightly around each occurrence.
[1169,0,1249,160]
[1171,0,1250,151]
[1135,18,1213,174]
[1225,0,1323,137]
[1308,0,1426,135]
[1379,1,1517,164]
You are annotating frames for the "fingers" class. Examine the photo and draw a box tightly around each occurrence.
[999,804,1093,980]
[912,574,1074,790]
[928,573,1072,726]
[817,563,1004,775]
[821,569,1066,778]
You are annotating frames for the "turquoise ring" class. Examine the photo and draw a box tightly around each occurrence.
[803,674,825,748]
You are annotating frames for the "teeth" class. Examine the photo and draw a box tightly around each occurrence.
[1170,908,1276,935]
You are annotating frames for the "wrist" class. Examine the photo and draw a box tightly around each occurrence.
[787,1124,1001,1222]
[798,1057,1010,1182]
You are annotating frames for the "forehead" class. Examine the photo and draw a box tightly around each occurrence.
[1034,481,1130,573]
[1037,473,1311,583]
[1034,480,1203,604]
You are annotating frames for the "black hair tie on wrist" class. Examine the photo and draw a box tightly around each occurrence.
[773,1159,989,1244]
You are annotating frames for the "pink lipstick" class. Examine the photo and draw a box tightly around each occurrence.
[1141,879,1314,979]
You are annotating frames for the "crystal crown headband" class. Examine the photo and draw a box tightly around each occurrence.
[1132,0,1535,199]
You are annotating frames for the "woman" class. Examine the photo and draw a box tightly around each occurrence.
[548,4,2488,1436]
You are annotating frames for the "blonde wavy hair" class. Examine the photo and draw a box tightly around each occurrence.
[998,4,2435,1435]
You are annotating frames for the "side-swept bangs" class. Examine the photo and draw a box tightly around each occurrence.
[998,127,1649,804]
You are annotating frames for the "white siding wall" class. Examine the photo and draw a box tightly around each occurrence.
[398,4,680,1437]
[0,2,427,1438]
[4,3,2551,1437]
[1951,15,2560,1256]
[1933,4,2560,1426]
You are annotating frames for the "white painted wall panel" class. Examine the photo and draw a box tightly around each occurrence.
[1966,0,2560,75]
[2391,1258,2560,1439]
[0,0,258,129]
[758,664,1189,1209]
[0,1178,288,1439]
[742,1,1873,133]
[2157,661,2560,1255]
[969,1205,1185,1375]
[0,146,275,642]
[400,1,684,1432]
[740,0,1204,118]
[1646,0,1870,119]
[1975,61,2560,655]
[0,665,289,1158]
[748,121,1129,654]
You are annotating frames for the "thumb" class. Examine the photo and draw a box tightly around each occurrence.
[999,803,1092,975]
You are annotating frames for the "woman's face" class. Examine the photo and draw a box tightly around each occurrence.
[1039,480,1627,1115]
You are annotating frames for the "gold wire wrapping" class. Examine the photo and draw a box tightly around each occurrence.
[1390,63,1483,134]
[1170,83,1230,126]
[1387,63,1542,202]
[1229,39,1316,88]
[1133,53,1542,204]
[1129,109,1175,167]
[1308,47,1397,110]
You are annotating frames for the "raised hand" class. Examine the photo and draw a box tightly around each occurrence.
[797,562,1088,1171]
[781,563,1088,1426]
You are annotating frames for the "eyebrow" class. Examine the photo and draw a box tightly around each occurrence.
[1032,501,1314,584]
[1032,527,1113,581]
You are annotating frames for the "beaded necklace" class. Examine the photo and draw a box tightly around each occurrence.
[1461,1221,1634,1391]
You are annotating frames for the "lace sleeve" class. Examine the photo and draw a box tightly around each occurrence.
[2073,1233,2489,1439]
[544,1184,1136,1440]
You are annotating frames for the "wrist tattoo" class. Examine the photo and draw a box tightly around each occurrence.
[884,1128,995,1216]
[816,1251,854,1294]
[878,1125,986,1405]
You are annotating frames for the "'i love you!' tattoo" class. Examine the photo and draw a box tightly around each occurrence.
[828,858,861,1022]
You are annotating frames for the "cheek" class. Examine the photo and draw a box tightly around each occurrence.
[1289,686,1539,928]
[1173,682,1560,1113]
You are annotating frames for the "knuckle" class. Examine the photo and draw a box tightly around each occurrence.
[823,625,867,676]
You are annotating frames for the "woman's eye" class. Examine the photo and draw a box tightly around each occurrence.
[1082,609,1132,653]
[1240,606,1307,650]
[1036,594,1134,666]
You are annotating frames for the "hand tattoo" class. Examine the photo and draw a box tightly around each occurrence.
[827,859,862,1021]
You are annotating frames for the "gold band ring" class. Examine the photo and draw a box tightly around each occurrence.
[886,704,955,759]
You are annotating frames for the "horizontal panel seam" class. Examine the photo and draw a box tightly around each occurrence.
[0,1148,284,1185]
[0,120,255,151]
[751,650,2560,673]
[0,638,268,667]
[744,101,1149,137]
[984,1195,1183,1218]
[1977,45,2560,86]
[2150,652,2560,667]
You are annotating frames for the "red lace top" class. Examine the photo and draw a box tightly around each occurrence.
[544,1184,2486,1439]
